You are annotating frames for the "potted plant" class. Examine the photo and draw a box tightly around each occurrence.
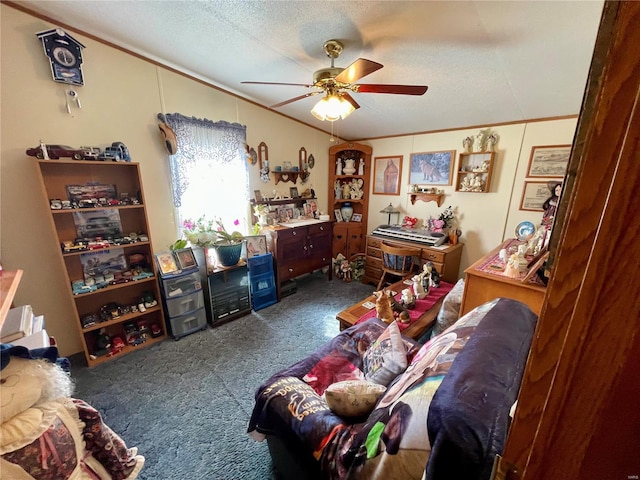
[181,216,245,267]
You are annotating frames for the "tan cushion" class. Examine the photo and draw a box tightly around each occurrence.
[325,380,387,417]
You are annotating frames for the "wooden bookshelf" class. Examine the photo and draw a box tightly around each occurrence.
[0,269,23,329]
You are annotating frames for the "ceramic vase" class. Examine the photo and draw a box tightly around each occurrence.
[340,202,354,223]
[343,159,356,175]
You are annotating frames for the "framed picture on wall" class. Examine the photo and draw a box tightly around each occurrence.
[409,150,455,186]
[289,187,299,198]
[526,145,571,177]
[373,155,403,195]
[254,190,263,202]
[520,181,557,211]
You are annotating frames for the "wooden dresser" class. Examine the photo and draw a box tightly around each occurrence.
[263,221,333,300]
[459,239,547,316]
[361,235,463,286]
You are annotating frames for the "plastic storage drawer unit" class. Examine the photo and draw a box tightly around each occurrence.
[247,253,274,276]
[168,307,207,340]
[165,290,205,318]
[163,271,201,298]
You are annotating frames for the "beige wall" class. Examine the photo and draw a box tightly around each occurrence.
[1,5,577,356]
[365,118,577,268]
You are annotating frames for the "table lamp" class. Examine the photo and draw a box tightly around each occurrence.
[380,203,401,225]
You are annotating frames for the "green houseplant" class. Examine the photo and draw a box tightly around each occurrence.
[181,216,244,267]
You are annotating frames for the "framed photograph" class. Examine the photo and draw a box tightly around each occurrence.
[306,199,318,214]
[334,209,343,222]
[520,181,555,211]
[526,145,571,177]
[352,213,362,222]
[289,187,299,198]
[175,247,197,270]
[254,190,263,202]
[245,235,267,258]
[409,150,455,185]
[155,252,180,275]
[373,156,403,195]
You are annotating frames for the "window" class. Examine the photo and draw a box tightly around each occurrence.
[161,113,249,237]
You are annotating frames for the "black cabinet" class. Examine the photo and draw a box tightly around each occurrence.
[208,264,251,325]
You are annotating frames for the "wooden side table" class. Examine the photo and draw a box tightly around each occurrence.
[459,239,547,316]
[336,278,449,340]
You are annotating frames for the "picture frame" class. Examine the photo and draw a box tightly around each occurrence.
[409,150,455,186]
[254,190,263,202]
[245,235,267,258]
[66,183,117,204]
[352,213,362,222]
[289,187,299,198]
[175,247,197,270]
[155,252,180,275]
[526,145,572,177]
[334,209,343,222]
[520,181,556,211]
[73,209,122,239]
[373,155,403,195]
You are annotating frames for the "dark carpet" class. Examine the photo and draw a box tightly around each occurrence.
[70,271,374,480]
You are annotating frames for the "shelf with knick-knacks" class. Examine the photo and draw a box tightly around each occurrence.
[455,152,496,193]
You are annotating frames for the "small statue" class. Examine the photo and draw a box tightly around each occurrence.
[503,253,521,279]
[358,158,365,175]
[462,136,473,153]
[423,261,441,288]
[336,158,343,175]
[473,132,485,152]
[340,259,352,283]
[486,133,499,151]
[412,274,427,300]
[400,288,416,309]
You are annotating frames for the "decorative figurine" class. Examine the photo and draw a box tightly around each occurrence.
[336,158,343,175]
[473,132,485,152]
[358,158,365,175]
[486,133,499,151]
[412,274,427,300]
[400,288,416,309]
[463,136,473,152]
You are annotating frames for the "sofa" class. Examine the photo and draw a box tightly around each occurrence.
[247,297,537,480]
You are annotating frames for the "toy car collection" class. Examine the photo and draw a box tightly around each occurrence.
[26,144,94,160]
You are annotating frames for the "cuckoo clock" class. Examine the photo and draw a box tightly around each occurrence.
[36,28,85,86]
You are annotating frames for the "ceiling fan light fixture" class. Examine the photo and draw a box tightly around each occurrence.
[311,93,355,121]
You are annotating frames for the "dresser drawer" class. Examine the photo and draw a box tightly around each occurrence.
[367,245,382,258]
[308,222,331,236]
[367,237,383,249]
[421,249,446,263]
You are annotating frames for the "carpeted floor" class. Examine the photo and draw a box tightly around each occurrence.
[70,271,374,480]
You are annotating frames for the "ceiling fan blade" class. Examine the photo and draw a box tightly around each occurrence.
[353,84,429,95]
[270,91,322,109]
[341,92,361,110]
[242,81,313,88]
[334,58,383,84]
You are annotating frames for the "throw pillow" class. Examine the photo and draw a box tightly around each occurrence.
[324,380,387,417]
[362,321,408,386]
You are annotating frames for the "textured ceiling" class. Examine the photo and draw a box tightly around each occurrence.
[19,0,604,140]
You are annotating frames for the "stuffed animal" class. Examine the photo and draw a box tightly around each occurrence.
[374,290,410,324]
[340,259,352,283]
[0,345,144,479]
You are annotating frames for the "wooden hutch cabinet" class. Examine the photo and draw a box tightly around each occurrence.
[328,142,372,258]
[35,160,167,366]
[263,221,333,300]
[361,234,464,286]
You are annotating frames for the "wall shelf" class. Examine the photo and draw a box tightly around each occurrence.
[409,193,445,206]
[272,171,309,184]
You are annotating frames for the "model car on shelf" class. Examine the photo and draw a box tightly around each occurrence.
[26,144,95,160]
[97,146,122,161]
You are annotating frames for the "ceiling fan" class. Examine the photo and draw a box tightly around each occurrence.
[241,40,428,120]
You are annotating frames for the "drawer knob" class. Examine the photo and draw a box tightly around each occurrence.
[288,268,294,272]
[292,231,297,235]
[320,226,324,230]
[428,254,436,259]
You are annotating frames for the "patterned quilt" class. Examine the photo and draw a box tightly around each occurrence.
[248,298,537,480]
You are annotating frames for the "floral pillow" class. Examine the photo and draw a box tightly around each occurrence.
[362,321,408,386]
